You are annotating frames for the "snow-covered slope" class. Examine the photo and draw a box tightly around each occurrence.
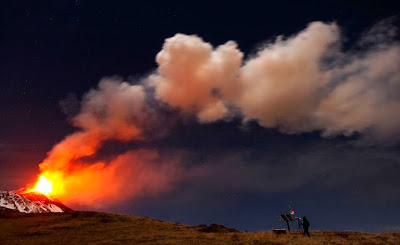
[0,190,72,213]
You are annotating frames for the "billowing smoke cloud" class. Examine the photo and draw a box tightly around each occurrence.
[149,21,400,139]
[27,20,399,207]
[237,22,338,132]
[149,34,243,122]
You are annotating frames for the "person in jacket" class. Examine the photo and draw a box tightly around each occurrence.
[302,216,310,237]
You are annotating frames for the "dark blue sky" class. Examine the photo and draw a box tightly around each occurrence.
[1,0,400,232]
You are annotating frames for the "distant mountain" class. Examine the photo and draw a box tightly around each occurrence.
[0,190,72,213]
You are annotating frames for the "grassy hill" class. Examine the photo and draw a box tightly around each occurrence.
[1,211,399,244]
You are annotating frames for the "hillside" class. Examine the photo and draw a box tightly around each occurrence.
[0,191,72,213]
[0,211,399,245]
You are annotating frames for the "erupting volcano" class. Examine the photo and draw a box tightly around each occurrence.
[1,173,72,213]
[0,190,72,213]
[3,17,399,226]
[23,175,54,196]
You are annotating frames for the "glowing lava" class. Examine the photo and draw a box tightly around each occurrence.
[29,175,53,196]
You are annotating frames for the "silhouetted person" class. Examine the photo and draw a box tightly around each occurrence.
[302,216,310,237]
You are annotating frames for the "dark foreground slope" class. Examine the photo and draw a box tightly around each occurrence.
[1,212,399,245]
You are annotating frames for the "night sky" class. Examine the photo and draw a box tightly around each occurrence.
[1,0,400,232]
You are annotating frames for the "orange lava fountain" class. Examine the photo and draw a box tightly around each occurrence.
[23,172,64,198]
[29,175,53,195]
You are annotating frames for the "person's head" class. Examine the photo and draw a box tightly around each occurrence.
[303,216,307,220]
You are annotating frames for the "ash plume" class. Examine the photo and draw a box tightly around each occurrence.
[31,20,400,207]
[150,21,400,139]
[36,79,181,207]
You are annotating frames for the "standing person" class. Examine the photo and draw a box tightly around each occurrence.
[302,216,310,237]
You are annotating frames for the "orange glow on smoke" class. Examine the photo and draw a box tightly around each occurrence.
[21,148,178,207]
[21,111,178,207]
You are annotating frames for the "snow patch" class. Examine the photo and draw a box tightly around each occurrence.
[0,190,67,213]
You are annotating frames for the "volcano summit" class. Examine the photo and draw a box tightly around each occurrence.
[0,191,72,213]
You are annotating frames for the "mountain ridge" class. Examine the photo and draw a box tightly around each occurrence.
[0,190,72,213]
